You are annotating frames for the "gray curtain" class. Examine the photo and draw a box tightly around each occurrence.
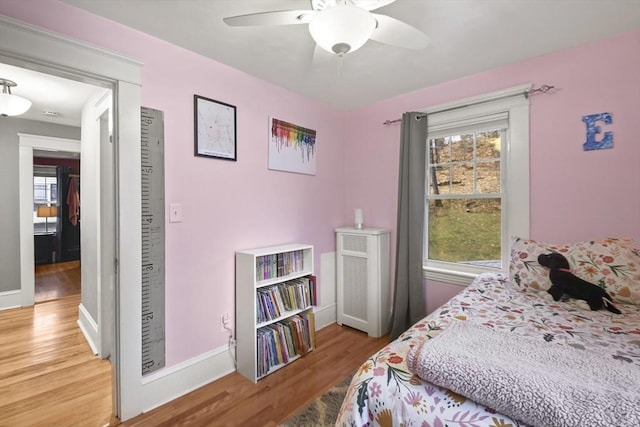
[389,112,428,341]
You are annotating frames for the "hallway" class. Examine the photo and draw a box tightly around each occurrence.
[35,260,81,303]
[0,263,113,426]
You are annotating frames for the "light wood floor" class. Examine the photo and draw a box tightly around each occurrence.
[35,260,81,303]
[0,293,113,427]
[2,261,389,426]
[123,324,388,427]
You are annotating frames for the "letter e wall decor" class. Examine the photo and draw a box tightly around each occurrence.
[582,112,613,151]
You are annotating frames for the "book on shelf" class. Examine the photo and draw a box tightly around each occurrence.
[256,311,315,377]
[309,275,317,306]
[255,276,317,324]
[255,249,305,281]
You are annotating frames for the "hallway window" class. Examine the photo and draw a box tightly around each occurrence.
[34,166,58,234]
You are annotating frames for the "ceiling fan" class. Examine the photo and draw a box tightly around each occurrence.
[223,0,430,56]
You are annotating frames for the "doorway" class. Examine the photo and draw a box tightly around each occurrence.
[7,67,115,420]
[1,15,145,420]
[18,133,82,307]
[33,155,82,304]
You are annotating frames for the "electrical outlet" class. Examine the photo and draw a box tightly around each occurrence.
[221,312,231,332]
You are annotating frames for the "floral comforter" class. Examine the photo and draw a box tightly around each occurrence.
[336,273,640,427]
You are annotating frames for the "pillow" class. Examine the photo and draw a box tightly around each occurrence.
[509,236,640,305]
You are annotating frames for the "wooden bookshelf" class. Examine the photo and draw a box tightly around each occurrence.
[236,244,316,382]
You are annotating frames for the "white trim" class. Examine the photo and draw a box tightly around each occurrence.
[0,290,23,310]
[0,16,142,84]
[505,101,531,244]
[423,267,476,286]
[313,303,337,330]
[139,345,235,413]
[425,84,531,118]
[115,81,143,421]
[78,303,99,355]
[19,144,35,307]
[17,133,83,151]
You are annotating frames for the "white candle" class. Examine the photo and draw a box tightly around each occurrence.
[354,208,364,229]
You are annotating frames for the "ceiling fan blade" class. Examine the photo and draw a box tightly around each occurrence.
[353,0,397,11]
[223,10,315,27]
[370,14,430,50]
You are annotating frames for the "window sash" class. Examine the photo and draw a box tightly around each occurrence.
[428,115,508,139]
[428,193,502,200]
[425,127,505,268]
[428,125,505,196]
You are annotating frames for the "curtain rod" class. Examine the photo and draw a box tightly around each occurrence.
[382,84,555,126]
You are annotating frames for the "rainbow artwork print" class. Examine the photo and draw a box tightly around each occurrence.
[268,117,317,175]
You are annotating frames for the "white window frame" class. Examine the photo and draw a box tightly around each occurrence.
[422,85,531,285]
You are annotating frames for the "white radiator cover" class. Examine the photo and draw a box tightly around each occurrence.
[335,227,391,337]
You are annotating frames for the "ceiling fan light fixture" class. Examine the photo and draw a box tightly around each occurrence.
[309,2,376,55]
[0,78,32,117]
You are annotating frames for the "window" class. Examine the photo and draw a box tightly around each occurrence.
[33,166,58,234]
[423,86,530,285]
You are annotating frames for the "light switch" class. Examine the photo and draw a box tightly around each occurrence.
[169,203,183,223]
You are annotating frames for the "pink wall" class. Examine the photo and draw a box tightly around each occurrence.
[343,30,640,311]
[1,0,346,367]
[3,0,639,366]
[425,280,464,316]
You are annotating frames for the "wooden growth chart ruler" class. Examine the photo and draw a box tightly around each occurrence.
[141,107,166,375]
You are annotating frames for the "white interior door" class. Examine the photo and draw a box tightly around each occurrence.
[98,99,115,360]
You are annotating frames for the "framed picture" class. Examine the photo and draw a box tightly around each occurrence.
[194,95,237,160]
[268,117,317,175]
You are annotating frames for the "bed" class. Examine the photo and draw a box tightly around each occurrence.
[336,237,640,427]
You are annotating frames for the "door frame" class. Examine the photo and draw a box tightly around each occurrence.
[1,16,144,420]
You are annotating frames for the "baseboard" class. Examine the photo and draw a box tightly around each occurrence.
[314,302,336,330]
[140,344,236,413]
[0,290,23,311]
[77,303,99,355]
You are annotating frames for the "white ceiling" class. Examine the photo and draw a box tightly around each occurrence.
[59,0,640,110]
[2,0,639,126]
[0,63,102,126]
